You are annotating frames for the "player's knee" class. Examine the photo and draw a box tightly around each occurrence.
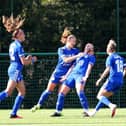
[5,90,12,96]
[46,85,56,92]
[60,88,69,96]
[18,90,26,96]
[18,92,25,97]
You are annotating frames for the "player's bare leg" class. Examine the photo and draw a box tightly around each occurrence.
[31,83,56,112]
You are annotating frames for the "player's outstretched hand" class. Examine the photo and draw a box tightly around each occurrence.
[96,78,102,87]
[26,55,32,60]
[32,56,37,62]
[77,52,85,58]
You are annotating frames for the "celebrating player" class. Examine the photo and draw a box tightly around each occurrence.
[31,31,85,112]
[89,39,125,117]
[51,43,95,117]
[0,15,37,118]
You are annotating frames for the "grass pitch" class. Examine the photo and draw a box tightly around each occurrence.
[0,108,125,126]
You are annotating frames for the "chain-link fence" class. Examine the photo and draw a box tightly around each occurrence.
[0,52,126,109]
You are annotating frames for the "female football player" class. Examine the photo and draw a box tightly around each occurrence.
[89,39,125,117]
[0,15,37,118]
[31,32,84,112]
[51,43,95,117]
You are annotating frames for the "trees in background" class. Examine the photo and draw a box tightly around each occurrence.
[0,0,125,52]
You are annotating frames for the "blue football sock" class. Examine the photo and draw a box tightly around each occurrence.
[77,91,88,110]
[98,96,111,107]
[0,91,8,101]
[95,101,104,111]
[56,93,65,112]
[38,90,51,105]
[11,95,24,115]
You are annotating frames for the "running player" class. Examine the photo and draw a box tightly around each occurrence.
[0,15,37,118]
[51,43,95,117]
[31,34,84,112]
[89,39,125,117]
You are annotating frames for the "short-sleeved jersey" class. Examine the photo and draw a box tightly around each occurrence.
[9,40,25,70]
[106,53,124,81]
[54,46,79,77]
[71,54,96,76]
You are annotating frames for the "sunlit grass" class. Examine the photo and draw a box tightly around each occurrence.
[0,108,125,126]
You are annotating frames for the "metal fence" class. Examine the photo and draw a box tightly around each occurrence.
[0,52,126,109]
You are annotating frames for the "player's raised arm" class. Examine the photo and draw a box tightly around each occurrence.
[60,35,84,63]
[63,52,84,63]
[83,63,94,82]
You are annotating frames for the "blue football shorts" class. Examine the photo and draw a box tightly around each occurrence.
[102,78,123,93]
[8,65,23,83]
[48,72,62,84]
[63,73,85,89]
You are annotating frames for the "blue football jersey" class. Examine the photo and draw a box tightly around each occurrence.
[71,54,96,75]
[106,53,124,81]
[54,46,79,77]
[9,40,25,70]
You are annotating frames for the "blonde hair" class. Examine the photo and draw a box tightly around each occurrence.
[60,27,73,44]
[2,14,25,32]
[108,39,117,51]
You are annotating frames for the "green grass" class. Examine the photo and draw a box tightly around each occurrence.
[0,108,126,126]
